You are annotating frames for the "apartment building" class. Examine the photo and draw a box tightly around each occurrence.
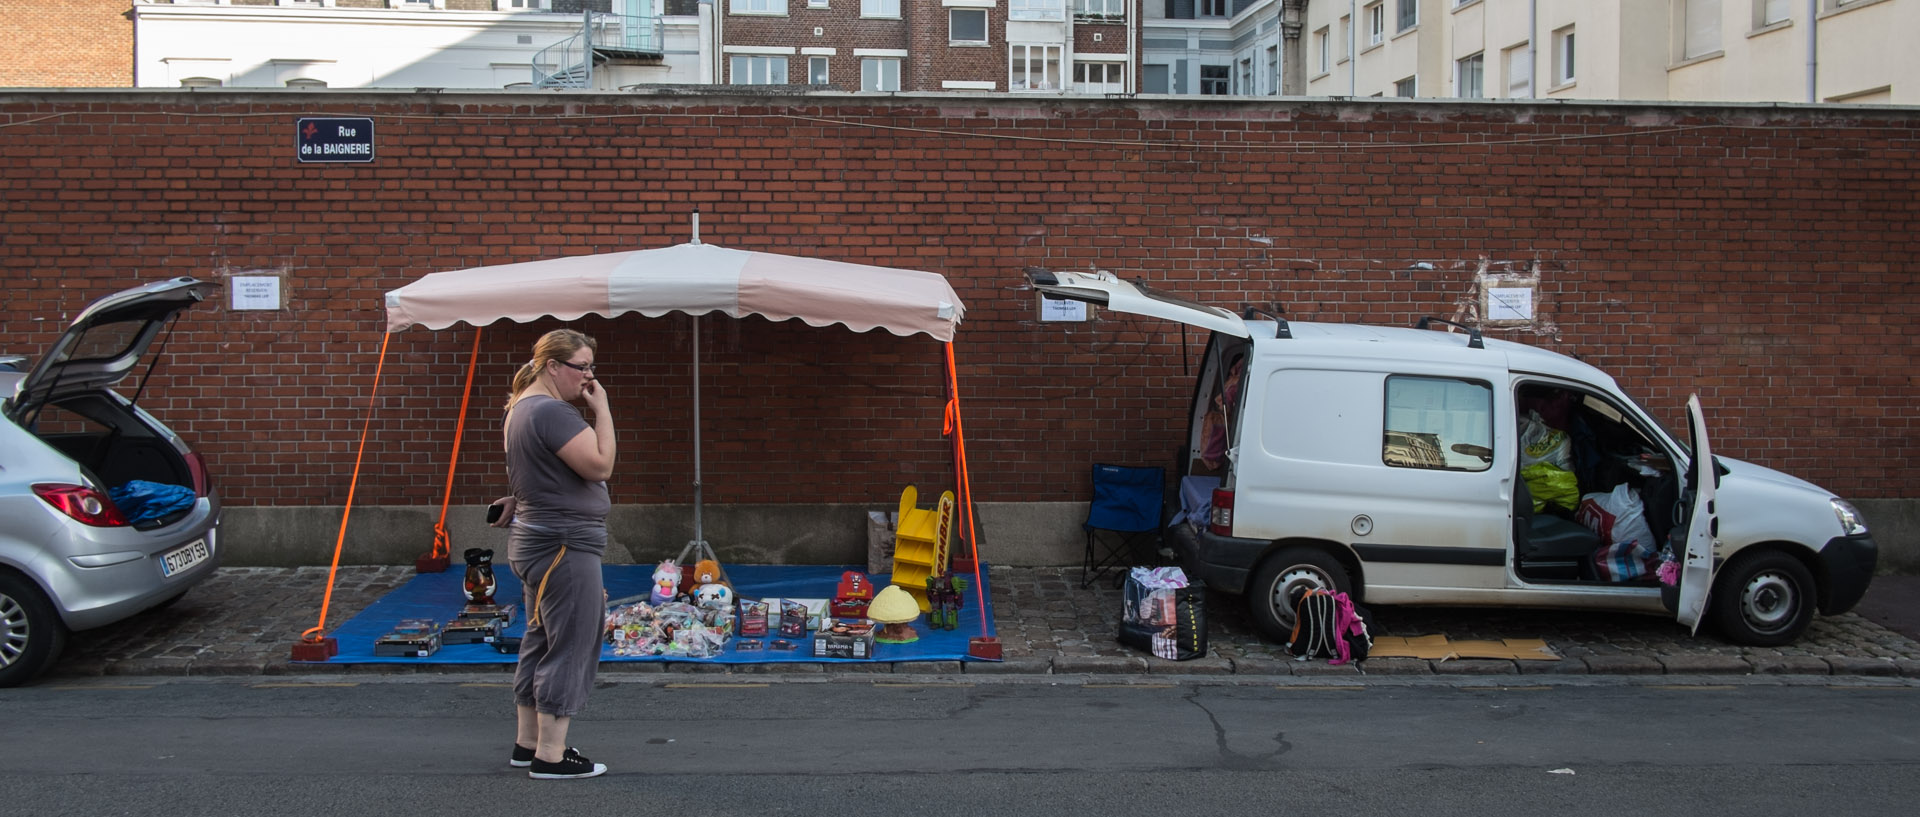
[1141,0,1300,95]
[1302,0,1913,103]
[715,0,1136,93]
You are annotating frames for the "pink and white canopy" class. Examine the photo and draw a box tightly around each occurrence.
[384,241,965,341]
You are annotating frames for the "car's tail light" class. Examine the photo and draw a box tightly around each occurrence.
[34,483,130,527]
[1209,487,1235,536]
[185,452,210,497]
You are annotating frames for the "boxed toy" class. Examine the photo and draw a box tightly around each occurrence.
[737,600,769,636]
[459,603,515,625]
[442,615,503,645]
[373,618,442,657]
[811,619,876,659]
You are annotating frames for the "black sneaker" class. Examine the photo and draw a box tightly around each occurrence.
[529,747,607,780]
[510,744,535,768]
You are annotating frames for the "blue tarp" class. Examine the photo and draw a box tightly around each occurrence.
[310,563,996,665]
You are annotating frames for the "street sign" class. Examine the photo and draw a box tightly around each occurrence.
[296,117,374,163]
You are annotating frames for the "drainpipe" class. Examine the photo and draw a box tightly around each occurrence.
[1529,0,1536,97]
[1349,0,1356,96]
[1805,0,1817,103]
[1129,0,1138,92]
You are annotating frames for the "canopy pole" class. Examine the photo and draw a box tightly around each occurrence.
[691,209,701,245]
[423,325,484,573]
[690,313,704,547]
[293,330,394,662]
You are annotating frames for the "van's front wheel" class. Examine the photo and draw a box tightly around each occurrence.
[1248,547,1353,643]
[1710,550,1815,647]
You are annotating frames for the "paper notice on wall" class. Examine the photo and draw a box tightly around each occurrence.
[1487,286,1534,322]
[231,276,282,311]
[1038,294,1088,322]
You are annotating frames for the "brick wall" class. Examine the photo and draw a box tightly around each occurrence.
[724,2,911,89]
[0,0,131,87]
[0,92,1914,512]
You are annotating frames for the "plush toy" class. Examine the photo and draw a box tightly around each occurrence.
[692,558,729,589]
[693,582,734,610]
[650,559,680,605]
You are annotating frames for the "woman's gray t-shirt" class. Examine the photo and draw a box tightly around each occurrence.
[505,395,609,560]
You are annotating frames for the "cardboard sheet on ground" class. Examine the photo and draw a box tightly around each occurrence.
[1369,634,1561,661]
[307,564,996,665]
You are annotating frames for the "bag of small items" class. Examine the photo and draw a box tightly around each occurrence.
[1116,566,1208,661]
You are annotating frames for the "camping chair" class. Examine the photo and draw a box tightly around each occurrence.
[1081,464,1167,589]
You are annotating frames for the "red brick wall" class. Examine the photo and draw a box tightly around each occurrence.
[0,93,1914,509]
[0,0,131,87]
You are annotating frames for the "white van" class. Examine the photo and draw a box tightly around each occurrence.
[1031,271,1877,646]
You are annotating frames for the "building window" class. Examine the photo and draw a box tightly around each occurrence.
[1396,0,1417,31]
[1366,3,1385,46]
[950,9,987,44]
[1314,27,1330,74]
[1503,43,1531,98]
[1009,0,1063,21]
[1266,45,1278,93]
[1009,44,1062,90]
[1455,52,1483,98]
[1143,63,1170,94]
[861,0,900,17]
[1552,26,1576,85]
[286,78,328,88]
[1682,0,1723,60]
[1200,0,1227,17]
[1382,376,1494,472]
[179,76,223,88]
[1755,0,1790,26]
[732,0,781,12]
[731,55,788,85]
[496,0,548,9]
[1339,14,1351,60]
[861,57,900,91]
[1200,64,1229,95]
[1075,0,1124,17]
[1394,75,1416,97]
[1073,62,1123,94]
[808,55,830,85]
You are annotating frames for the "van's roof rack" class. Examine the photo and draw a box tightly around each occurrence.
[1415,316,1484,349]
[1242,306,1290,339]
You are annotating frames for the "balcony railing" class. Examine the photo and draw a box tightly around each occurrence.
[532,7,663,89]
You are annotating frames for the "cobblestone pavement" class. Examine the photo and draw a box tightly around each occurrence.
[37,565,1920,683]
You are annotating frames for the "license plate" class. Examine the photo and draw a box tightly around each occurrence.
[161,539,209,577]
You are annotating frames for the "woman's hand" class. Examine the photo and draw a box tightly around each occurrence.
[488,496,516,528]
[580,377,610,417]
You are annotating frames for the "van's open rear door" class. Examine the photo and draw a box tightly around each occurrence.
[1026,271,1251,338]
[1675,394,1723,634]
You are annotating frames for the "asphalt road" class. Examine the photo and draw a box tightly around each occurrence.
[3,675,1916,816]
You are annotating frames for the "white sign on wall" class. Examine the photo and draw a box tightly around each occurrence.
[1038,295,1088,322]
[1486,286,1534,322]
[231,276,283,310]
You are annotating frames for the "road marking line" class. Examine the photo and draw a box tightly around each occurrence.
[1827,685,1914,691]
[460,682,513,688]
[48,684,154,691]
[873,682,975,688]
[1276,685,1364,691]
[665,683,770,689]
[1649,685,1737,691]
[250,683,360,688]
[1085,683,1176,688]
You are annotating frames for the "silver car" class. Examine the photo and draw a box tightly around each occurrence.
[0,277,222,686]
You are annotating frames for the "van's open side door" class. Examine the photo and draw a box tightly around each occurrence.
[1675,394,1722,633]
[1026,271,1251,338]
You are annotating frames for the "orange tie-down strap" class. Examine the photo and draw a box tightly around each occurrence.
[302,330,393,644]
[942,342,986,634]
[429,327,485,562]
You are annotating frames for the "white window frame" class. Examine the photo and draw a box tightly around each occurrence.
[1009,0,1064,20]
[1552,25,1576,86]
[1394,75,1416,97]
[1266,45,1278,94]
[1680,0,1724,62]
[1455,52,1483,98]
[950,8,988,44]
[388,0,444,8]
[1200,0,1227,17]
[1339,14,1352,61]
[808,55,831,86]
[1396,0,1417,32]
[1754,0,1790,27]
[1366,3,1385,46]
[730,55,789,85]
[1502,43,1531,98]
[809,0,829,7]
[1199,64,1229,95]
[733,0,784,13]
[861,0,900,17]
[1009,44,1063,91]
[861,57,901,91]
[1072,61,1124,94]
[1075,0,1125,17]
[495,0,547,9]
[1237,57,1253,96]
[1314,27,1330,75]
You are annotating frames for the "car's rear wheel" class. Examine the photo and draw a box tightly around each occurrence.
[1710,550,1815,647]
[0,571,69,688]
[1247,546,1353,642]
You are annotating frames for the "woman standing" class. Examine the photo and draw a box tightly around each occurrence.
[489,328,615,780]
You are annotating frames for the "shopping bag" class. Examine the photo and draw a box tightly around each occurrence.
[1117,568,1208,660]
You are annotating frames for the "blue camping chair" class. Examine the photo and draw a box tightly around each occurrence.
[1081,464,1167,589]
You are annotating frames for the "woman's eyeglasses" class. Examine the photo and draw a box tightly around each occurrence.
[555,360,595,373]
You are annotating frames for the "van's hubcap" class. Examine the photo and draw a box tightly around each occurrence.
[1271,566,1332,619]
[1739,572,1797,632]
[0,593,27,670]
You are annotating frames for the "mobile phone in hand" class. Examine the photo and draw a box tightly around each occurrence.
[486,503,505,524]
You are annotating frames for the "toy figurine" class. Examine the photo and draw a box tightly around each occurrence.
[868,586,921,644]
[925,574,967,631]
[462,548,496,605]
[650,559,680,605]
